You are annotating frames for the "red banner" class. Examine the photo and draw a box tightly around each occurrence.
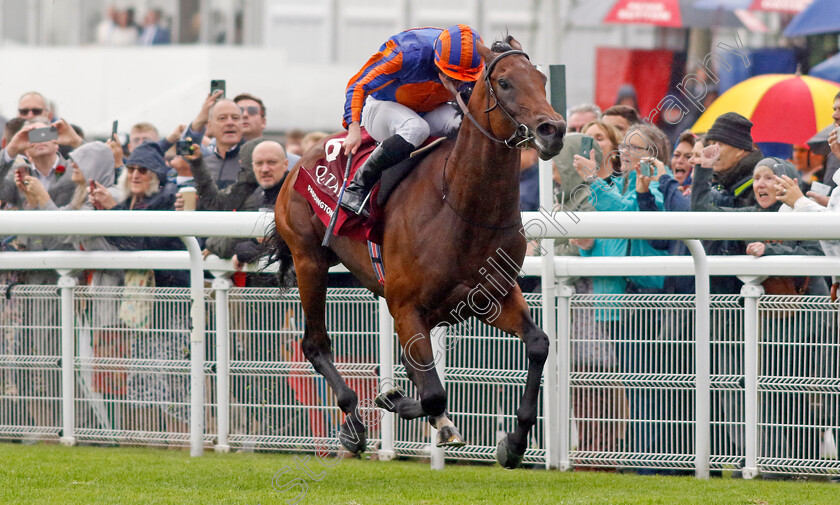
[750,0,812,13]
[603,0,683,27]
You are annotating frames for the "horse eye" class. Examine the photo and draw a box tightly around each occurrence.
[498,79,511,90]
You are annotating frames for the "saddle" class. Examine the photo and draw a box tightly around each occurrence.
[293,128,441,245]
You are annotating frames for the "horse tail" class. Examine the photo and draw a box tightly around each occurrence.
[261,223,296,288]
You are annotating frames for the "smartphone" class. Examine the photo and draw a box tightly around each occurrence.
[579,136,594,159]
[811,181,831,197]
[111,120,119,138]
[176,140,193,156]
[28,126,58,143]
[640,161,652,177]
[90,180,104,210]
[16,166,29,183]
[210,79,226,98]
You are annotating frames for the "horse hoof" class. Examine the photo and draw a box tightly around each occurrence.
[374,387,406,412]
[338,421,367,455]
[495,435,523,469]
[436,425,466,448]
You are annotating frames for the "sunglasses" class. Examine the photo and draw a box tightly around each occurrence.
[19,108,44,116]
[126,166,149,175]
[239,106,262,116]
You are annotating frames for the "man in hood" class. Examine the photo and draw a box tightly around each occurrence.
[703,112,763,208]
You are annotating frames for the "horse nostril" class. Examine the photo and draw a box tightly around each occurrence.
[536,122,557,138]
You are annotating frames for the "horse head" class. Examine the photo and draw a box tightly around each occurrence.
[472,36,566,160]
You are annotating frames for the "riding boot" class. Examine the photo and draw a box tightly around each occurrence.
[340,134,415,218]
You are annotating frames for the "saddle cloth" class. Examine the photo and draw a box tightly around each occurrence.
[292,128,439,245]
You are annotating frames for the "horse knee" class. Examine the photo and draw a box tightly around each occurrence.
[420,388,447,418]
[526,330,549,364]
[336,389,359,415]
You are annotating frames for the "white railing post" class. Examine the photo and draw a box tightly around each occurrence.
[683,240,710,479]
[212,275,232,453]
[739,276,765,480]
[430,325,446,470]
[542,237,559,469]
[58,270,77,446]
[181,237,206,457]
[377,296,396,461]
[556,276,574,471]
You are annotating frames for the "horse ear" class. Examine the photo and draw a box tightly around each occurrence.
[476,41,493,65]
[507,36,523,51]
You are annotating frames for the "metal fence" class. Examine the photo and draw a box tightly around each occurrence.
[2,276,839,477]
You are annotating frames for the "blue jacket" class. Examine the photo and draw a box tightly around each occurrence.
[343,28,451,127]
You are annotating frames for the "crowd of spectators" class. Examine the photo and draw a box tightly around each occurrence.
[0,88,317,441]
[529,87,840,474]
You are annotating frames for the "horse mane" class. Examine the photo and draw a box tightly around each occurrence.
[490,34,514,54]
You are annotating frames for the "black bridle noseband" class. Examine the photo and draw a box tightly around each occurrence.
[443,49,536,149]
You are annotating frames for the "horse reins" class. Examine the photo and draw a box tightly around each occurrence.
[442,49,535,149]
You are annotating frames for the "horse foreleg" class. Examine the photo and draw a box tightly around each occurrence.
[295,255,366,454]
[484,287,550,469]
[389,307,465,447]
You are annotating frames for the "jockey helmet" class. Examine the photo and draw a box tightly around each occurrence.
[434,25,483,82]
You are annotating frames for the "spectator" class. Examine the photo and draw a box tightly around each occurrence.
[775,165,840,295]
[615,84,639,111]
[573,120,622,181]
[567,104,602,133]
[703,112,763,208]
[820,91,840,194]
[233,93,267,141]
[602,105,640,138]
[301,131,329,154]
[19,141,120,211]
[127,122,160,153]
[695,149,828,463]
[139,9,171,45]
[17,92,50,120]
[177,137,263,212]
[182,95,245,189]
[203,140,289,271]
[519,148,539,212]
[92,142,188,436]
[1,117,81,214]
[670,130,696,194]
[106,9,139,46]
[285,129,305,156]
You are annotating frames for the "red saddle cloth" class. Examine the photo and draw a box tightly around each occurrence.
[292,128,384,244]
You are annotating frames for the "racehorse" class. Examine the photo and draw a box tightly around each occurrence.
[271,35,565,469]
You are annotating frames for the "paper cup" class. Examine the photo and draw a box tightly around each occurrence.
[180,187,197,211]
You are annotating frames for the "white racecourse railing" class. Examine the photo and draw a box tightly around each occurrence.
[1,210,840,480]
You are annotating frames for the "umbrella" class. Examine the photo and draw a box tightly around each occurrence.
[691,74,840,145]
[604,0,767,30]
[806,123,835,156]
[810,52,840,84]
[693,0,813,13]
[783,0,840,37]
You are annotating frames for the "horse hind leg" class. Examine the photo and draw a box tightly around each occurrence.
[295,256,367,454]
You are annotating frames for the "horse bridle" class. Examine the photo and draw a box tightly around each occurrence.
[443,49,536,149]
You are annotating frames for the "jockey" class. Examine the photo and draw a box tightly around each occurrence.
[340,24,484,218]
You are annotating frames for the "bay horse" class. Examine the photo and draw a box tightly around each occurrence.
[271,36,565,469]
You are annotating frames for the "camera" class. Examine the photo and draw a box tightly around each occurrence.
[176,141,194,156]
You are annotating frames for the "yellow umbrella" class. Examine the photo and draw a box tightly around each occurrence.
[692,74,839,145]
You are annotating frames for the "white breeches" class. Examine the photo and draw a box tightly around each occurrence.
[360,96,461,147]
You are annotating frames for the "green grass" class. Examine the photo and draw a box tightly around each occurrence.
[1,443,838,505]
